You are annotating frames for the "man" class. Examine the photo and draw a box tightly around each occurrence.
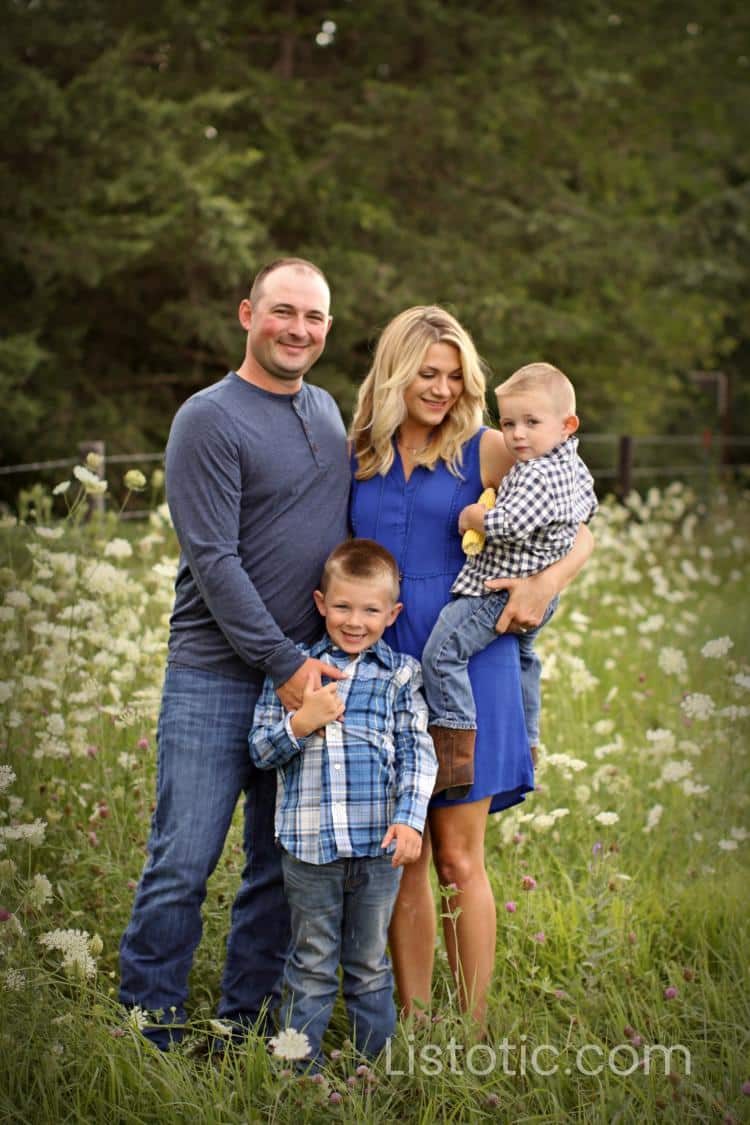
[119,259,351,1048]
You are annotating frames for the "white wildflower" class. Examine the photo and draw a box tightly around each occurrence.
[73,465,103,488]
[269,1028,311,1061]
[718,839,738,852]
[532,814,556,832]
[646,728,676,754]
[123,469,147,492]
[4,591,31,610]
[104,538,134,561]
[27,873,54,910]
[730,826,749,841]
[660,759,693,783]
[0,819,46,846]
[3,969,27,990]
[638,614,665,634]
[125,1006,149,1031]
[592,719,615,736]
[46,713,65,737]
[574,784,591,804]
[733,673,750,691]
[0,765,16,793]
[717,705,750,721]
[701,636,733,659]
[52,480,71,496]
[682,779,709,796]
[594,811,620,826]
[643,804,663,833]
[39,928,97,978]
[680,693,715,720]
[658,647,687,677]
[35,526,65,540]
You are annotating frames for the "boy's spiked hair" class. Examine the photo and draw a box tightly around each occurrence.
[320,539,400,601]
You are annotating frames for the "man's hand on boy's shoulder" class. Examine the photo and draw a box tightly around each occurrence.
[289,674,345,739]
[277,657,348,711]
[381,823,423,867]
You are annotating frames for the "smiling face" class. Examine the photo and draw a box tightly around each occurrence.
[402,342,464,430]
[237,265,332,392]
[313,575,402,656]
[498,390,578,461]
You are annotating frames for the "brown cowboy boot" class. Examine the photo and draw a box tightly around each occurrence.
[429,726,476,801]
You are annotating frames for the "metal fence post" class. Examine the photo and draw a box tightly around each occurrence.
[616,435,633,500]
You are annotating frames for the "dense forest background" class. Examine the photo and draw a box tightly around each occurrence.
[2,0,749,482]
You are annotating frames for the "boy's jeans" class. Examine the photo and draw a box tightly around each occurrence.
[422,592,558,746]
[279,851,403,1065]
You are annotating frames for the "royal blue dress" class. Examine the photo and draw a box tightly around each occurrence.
[350,429,534,812]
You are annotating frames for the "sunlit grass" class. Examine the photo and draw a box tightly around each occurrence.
[0,471,748,1123]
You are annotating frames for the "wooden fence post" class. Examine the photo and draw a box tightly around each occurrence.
[616,435,633,500]
[78,440,106,518]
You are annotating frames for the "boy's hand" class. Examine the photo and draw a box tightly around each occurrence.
[289,675,345,739]
[380,823,423,867]
[458,503,487,535]
[277,657,348,711]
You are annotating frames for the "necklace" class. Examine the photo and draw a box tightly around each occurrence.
[397,432,432,455]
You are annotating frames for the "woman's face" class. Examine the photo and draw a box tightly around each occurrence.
[402,342,464,429]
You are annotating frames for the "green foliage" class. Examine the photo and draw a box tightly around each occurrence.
[1,0,748,486]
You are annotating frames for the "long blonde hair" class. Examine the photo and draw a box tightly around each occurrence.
[350,306,487,480]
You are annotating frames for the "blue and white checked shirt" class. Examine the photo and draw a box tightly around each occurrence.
[452,436,597,595]
[249,635,438,865]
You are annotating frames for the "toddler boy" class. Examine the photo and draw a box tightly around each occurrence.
[423,362,597,795]
[249,538,437,1067]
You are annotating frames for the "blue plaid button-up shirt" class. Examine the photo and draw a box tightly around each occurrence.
[452,436,597,595]
[249,635,438,865]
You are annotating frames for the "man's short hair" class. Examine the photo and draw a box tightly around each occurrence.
[249,258,330,305]
[320,539,400,601]
[495,362,577,416]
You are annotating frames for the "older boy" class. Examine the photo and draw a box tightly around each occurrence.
[249,539,437,1066]
[423,362,597,795]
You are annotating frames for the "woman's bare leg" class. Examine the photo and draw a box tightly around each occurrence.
[388,822,436,1016]
[429,798,495,1028]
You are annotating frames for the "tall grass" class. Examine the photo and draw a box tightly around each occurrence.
[0,469,748,1123]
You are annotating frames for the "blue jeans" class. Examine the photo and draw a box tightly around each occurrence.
[422,592,558,746]
[118,663,290,1048]
[279,850,402,1065]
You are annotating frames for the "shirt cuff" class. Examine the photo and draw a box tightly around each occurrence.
[266,641,307,689]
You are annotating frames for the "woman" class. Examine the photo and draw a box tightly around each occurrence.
[349,306,592,1028]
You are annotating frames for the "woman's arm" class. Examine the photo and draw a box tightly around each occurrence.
[487,523,594,633]
[479,427,514,488]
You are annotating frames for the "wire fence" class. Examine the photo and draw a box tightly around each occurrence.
[2,434,749,518]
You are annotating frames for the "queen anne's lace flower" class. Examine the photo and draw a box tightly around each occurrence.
[39,929,97,978]
[268,1028,311,1060]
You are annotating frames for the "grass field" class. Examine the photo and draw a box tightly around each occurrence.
[0,469,748,1124]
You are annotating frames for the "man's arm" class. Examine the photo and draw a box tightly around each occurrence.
[488,522,594,633]
[166,398,344,705]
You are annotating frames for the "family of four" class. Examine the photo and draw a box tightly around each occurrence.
[118,258,596,1063]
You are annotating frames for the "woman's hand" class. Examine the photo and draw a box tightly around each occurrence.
[489,523,594,634]
[487,571,557,633]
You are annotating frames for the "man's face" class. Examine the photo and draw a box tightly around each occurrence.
[245,266,332,387]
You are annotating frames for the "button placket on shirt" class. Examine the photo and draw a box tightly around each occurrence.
[292,396,323,467]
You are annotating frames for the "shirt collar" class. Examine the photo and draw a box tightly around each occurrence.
[310,634,396,670]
